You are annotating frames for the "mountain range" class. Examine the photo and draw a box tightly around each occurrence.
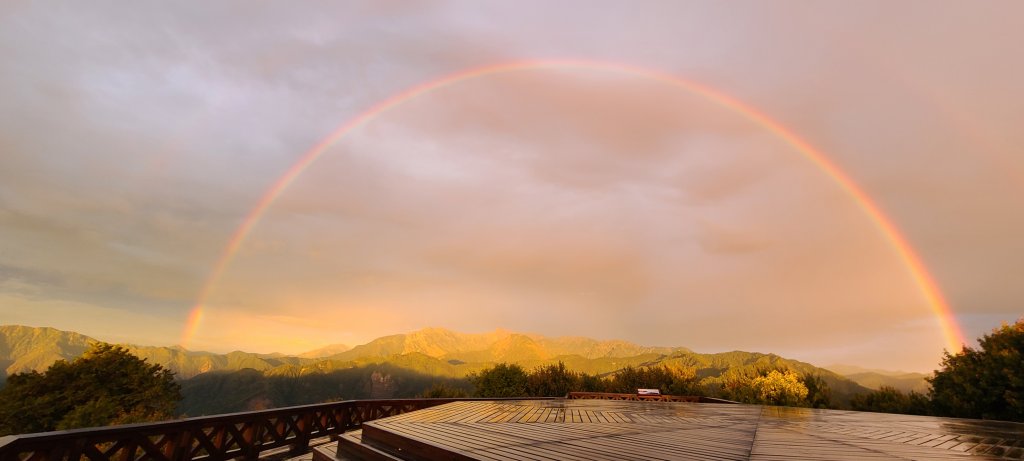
[0,324,928,397]
[823,364,930,394]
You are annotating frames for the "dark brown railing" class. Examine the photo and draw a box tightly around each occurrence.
[0,398,551,461]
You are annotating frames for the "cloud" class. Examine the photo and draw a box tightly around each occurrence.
[1,1,1022,371]
[204,67,934,362]
[695,221,772,255]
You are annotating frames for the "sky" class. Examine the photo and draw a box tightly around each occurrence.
[1,1,1022,372]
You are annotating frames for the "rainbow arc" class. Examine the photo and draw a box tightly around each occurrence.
[181,59,966,353]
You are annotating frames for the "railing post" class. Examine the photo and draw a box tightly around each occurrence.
[329,405,349,440]
[66,439,86,461]
[166,430,192,461]
[160,432,176,461]
[240,422,262,460]
[210,426,227,459]
[117,440,138,461]
[289,413,313,454]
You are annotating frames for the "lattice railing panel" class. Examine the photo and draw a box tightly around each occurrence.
[0,398,495,461]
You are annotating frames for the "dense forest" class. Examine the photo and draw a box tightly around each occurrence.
[175,357,843,415]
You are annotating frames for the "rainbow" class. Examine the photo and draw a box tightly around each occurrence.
[181,59,967,353]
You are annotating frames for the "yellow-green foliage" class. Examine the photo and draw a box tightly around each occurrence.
[603,364,700,395]
[750,370,809,406]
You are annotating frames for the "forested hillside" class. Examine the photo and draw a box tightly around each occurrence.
[1,324,871,416]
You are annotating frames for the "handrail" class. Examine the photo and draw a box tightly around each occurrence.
[0,397,554,461]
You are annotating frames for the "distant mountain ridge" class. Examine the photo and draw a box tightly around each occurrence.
[2,324,885,414]
[0,325,688,380]
[824,364,918,377]
[297,343,351,358]
[0,325,873,404]
[825,364,930,394]
[325,327,689,363]
[0,325,94,378]
[0,325,314,380]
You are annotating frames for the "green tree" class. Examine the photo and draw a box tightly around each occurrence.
[418,382,469,398]
[665,364,701,396]
[929,318,1024,421]
[714,368,757,403]
[602,364,692,393]
[577,372,606,392]
[470,363,528,397]
[526,362,579,397]
[802,374,833,409]
[850,386,930,415]
[0,343,181,435]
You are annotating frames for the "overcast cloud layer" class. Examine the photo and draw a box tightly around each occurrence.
[1,1,1022,371]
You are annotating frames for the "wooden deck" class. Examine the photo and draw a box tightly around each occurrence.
[318,399,1024,460]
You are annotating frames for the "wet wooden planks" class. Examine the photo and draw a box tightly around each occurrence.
[343,400,1023,460]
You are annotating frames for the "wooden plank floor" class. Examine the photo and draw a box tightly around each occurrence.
[349,400,1024,460]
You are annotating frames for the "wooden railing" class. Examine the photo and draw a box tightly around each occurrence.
[0,394,730,461]
[0,398,550,461]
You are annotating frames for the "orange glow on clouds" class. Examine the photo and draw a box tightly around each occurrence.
[182,59,966,353]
